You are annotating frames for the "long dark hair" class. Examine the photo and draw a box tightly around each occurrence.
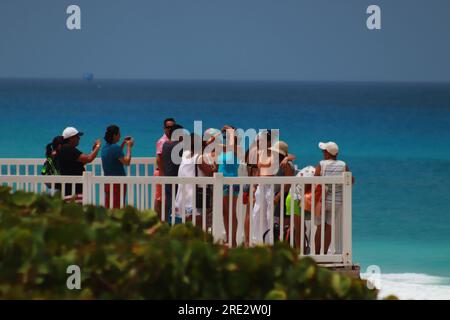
[104,125,120,144]
[46,136,64,158]
[278,152,287,164]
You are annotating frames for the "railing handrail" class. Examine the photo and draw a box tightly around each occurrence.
[0,175,84,183]
[0,174,347,184]
[0,158,48,165]
[0,157,155,165]
[0,157,156,176]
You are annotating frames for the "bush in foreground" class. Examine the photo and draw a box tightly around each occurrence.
[0,187,377,299]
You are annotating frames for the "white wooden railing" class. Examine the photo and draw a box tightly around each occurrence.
[0,161,353,266]
[0,157,156,176]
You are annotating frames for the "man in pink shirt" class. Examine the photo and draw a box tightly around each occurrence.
[154,118,176,219]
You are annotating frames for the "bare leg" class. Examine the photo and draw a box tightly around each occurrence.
[231,196,238,247]
[223,196,230,245]
[314,224,332,255]
[206,208,213,232]
[186,214,202,227]
[223,194,239,247]
[244,205,250,247]
[294,215,301,250]
[244,188,256,247]
[196,215,202,228]
[293,215,310,255]
[154,180,162,219]
[155,200,161,220]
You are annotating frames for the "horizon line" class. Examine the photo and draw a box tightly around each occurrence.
[1,77,450,86]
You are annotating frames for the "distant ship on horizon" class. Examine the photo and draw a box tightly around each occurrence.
[83,72,94,81]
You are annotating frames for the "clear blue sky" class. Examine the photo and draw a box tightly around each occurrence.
[0,0,449,82]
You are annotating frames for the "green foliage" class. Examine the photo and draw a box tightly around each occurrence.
[0,186,378,299]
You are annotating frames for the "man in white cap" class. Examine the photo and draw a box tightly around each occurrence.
[58,127,102,198]
[314,141,354,255]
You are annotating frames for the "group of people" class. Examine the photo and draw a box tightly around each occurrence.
[43,117,354,254]
[43,125,134,206]
[151,118,354,253]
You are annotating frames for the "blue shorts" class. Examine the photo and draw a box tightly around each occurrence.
[224,184,240,196]
[168,215,183,225]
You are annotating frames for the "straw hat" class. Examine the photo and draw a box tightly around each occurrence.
[269,141,288,156]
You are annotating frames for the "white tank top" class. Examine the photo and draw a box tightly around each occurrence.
[258,150,278,176]
[320,159,346,204]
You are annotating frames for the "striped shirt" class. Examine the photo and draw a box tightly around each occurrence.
[320,159,346,204]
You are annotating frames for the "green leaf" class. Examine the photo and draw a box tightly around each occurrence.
[265,289,287,300]
[11,191,36,207]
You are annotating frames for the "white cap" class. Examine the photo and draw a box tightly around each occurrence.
[62,127,84,140]
[319,141,339,156]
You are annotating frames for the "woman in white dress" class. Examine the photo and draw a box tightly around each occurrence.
[174,133,215,226]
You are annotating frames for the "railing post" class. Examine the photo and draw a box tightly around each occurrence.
[342,172,352,265]
[82,171,92,205]
[212,172,224,242]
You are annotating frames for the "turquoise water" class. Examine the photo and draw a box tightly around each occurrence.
[1,80,449,297]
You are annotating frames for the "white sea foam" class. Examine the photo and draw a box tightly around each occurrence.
[360,273,450,300]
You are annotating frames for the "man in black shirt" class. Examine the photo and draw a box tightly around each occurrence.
[161,124,184,221]
[58,127,101,197]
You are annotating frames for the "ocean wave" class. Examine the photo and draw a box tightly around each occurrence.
[360,273,450,300]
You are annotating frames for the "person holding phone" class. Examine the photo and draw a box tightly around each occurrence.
[101,125,134,209]
[58,126,101,201]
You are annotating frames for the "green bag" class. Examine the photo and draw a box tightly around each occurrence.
[41,157,59,176]
[285,193,300,216]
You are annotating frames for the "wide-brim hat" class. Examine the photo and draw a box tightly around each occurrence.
[269,140,288,156]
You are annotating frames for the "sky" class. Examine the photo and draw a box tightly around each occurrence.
[0,0,449,82]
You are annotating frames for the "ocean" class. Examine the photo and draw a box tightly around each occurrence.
[1,79,449,299]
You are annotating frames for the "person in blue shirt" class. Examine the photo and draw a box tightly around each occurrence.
[101,125,134,208]
[217,125,241,247]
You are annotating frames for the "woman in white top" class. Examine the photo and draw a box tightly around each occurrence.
[175,133,215,226]
[251,140,296,245]
[314,141,355,255]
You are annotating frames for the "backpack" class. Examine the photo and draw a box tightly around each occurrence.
[41,157,59,176]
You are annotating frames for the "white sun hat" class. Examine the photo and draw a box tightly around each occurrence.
[318,141,339,156]
[62,127,84,140]
[269,140,288,156]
